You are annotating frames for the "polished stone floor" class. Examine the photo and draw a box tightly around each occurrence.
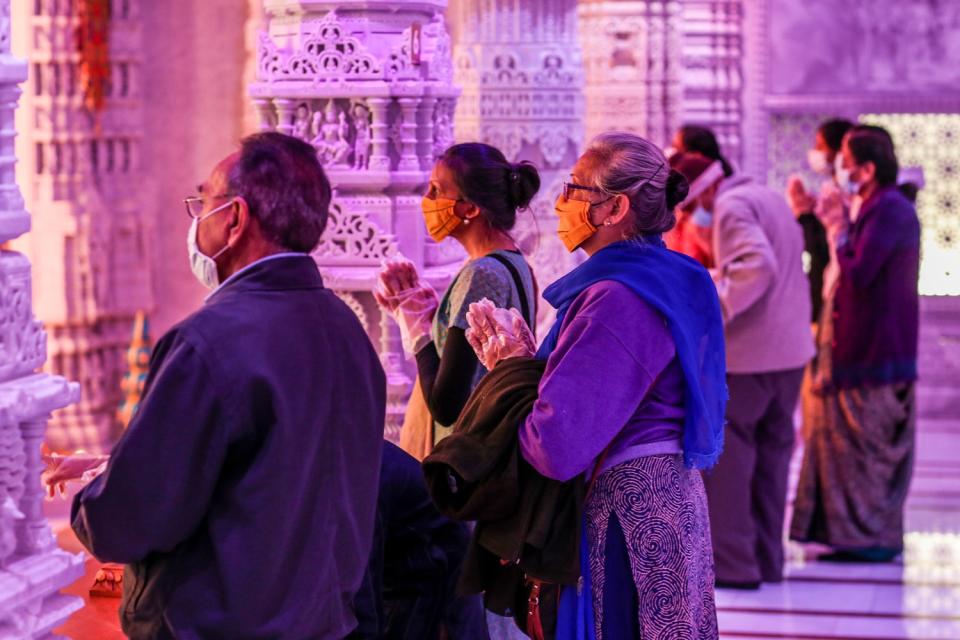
[716,417,960,640]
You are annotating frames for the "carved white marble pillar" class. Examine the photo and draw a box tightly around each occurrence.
[450,0,586,338]
[12,0,154,455]
[251,2,459,441]
[0,2,85,635]
[243,0,267,135]
[679,0,744,165]
[579,0,682,147]
[252,97,277,131]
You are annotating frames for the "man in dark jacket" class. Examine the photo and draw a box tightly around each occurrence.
[67,132,386,639]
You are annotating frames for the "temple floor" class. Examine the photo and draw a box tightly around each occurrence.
[716,414,960,639]
[47,417,960,640]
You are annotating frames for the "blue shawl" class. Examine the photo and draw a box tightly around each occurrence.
[536,238,727,470]
[545,239,727,640]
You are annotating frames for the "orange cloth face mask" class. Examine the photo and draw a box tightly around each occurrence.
[555,195,601,252]
[421,196,462,242]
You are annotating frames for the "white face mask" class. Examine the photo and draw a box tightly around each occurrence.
[807,149,831,176]
[833,154,860,195]
[187,199,233,289]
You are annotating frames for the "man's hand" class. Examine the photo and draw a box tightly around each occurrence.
[41,446,109,499]
[815,182,849,238]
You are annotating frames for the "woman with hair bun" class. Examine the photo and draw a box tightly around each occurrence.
[376,142,540,449]
[375,142,540,639]
[465,132,725,638]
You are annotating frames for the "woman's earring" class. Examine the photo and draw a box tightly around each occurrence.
[463,218,471,226]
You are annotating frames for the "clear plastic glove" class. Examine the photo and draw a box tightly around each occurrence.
[41,445,110,499]
[374,256,420,309]
[374,256,439,357]
[465,298,536,371]
[786,174,816,218]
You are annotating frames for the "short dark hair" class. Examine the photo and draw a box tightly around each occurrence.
[227,132,332,252]
[846,125,899,187]
[439,143,540,231]
[677,125,734,177]
[817,118,854,153]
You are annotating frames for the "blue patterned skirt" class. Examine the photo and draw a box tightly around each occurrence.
[585,455,718,639]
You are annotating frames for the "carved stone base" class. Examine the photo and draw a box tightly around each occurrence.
[89,562,123,598]
[0,548,85,638]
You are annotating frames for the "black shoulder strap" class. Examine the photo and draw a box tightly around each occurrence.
[487,252,534,333]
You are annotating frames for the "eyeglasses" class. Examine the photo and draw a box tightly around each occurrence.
[184,194,234,219]
[562,181,603,201]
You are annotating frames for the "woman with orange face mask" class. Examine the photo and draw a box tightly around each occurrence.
[376,143,540,452]
[463,132,726,638]
[375,143,540,640]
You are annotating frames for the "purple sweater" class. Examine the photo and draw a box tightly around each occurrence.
[519,281,684,482]
[833,186,920,388]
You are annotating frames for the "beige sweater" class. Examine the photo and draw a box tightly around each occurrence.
[710,175,815,374]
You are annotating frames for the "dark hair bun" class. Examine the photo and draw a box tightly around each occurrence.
[440,143,541,231]
[665,169,689,209]
[507,161,541,210]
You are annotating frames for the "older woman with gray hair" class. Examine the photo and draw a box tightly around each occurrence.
[467,132,726,639]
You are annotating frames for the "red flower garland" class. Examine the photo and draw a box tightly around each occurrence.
[76,0,110,115]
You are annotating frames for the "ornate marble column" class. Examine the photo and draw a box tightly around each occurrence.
[12,0,153,455]
[450,0,586,338]
[679,0,744,165]
[579,0,682,147]
[250,2,460,441]
[0,1,85,635]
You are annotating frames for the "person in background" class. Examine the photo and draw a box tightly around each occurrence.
[665,152,721,267]
[785,118,854,324]
[790,125,920,564]
[674,134,814,590]
[468,131,726,638]
[669,124,736,178]
[49,132,386,639]
[353,441,485,639]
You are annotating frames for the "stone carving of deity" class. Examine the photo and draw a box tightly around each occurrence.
[352,103,371,170]
[292,103,312,141]
[311,101,351,166]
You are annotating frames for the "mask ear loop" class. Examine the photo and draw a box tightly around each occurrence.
[200,198,237,261]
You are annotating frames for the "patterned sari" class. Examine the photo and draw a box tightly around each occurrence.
[790,285,916,552]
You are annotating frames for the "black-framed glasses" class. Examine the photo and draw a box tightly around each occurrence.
[562,181,603,200]
[183,194,233,219]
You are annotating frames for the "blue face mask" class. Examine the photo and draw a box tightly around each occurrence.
[691,206,713,228]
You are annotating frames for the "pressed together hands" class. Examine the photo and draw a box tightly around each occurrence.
[374,255,536,367]
[786,176,850,237]
[41,256,537,497]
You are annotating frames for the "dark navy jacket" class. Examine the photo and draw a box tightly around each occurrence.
[71,255,386,639]
[354,441,476,639]
[833,187,920,388]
